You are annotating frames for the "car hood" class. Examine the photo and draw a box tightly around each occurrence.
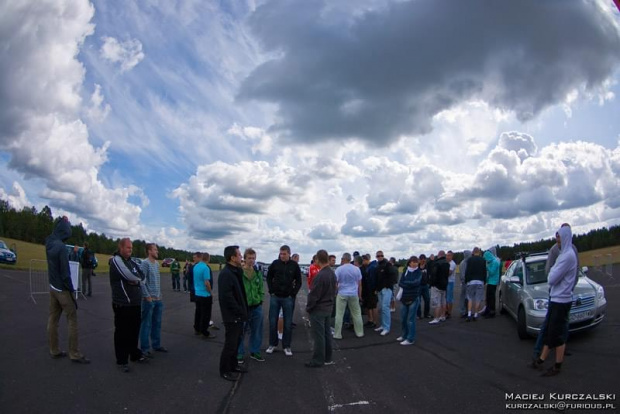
[528,277,596,299]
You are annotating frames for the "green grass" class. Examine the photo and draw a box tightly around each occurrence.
[0,236,172,274]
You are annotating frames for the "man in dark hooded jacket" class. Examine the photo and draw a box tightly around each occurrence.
[46,216,90,363]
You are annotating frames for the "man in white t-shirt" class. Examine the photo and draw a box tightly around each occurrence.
[333,253,364,339]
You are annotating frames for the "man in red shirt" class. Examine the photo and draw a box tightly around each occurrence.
[307,255,320,292]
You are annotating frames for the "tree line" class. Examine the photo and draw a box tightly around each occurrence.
[1,198,618,264]
[0,200,225,264]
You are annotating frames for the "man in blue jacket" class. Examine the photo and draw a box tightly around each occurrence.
[46,216,90,364]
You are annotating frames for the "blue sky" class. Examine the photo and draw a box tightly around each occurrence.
[1,0,620,261]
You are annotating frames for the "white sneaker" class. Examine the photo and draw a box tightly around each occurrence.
[284,348,293,357]
[266,346,275,354]
[374,326,384,332]
[324,360,335,366]
[439,316,446,322]
[278,332,283,340]
[400,340,415,346]
[380,330,389,336]
[429,319,440,325]
[396,336,404,341]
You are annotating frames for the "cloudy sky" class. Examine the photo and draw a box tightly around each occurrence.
[2,0,620,261]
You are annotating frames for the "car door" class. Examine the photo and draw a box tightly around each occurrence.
[505,261,523,316]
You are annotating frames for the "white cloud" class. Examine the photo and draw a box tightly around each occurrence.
[0,0,144,235]
[0,182,31,211]
[86,84,111,123]
[100,36,144,72]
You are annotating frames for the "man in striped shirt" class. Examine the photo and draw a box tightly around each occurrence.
[139,243,168,356]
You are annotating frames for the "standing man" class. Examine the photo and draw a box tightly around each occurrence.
[46,216,89,364]
[445,251,456,319]
[266,245,301,356]
[307,255,320,292]
[361,254,378,328]
[110,238,148,372]
[374,250,397,335]
[182,259,190,293]
[333,253,364,339]
[482,249,500,318]
[464,247,486,322]
[305,249,337,368]
[68,245,79,262]
[218,246,248,381]
[139,243,167,356]
[416,254,431,319]
[237,248,265,363]
[429,250,450,325]
[80,242,94,297]
[458,250,472,318]
[170,259,181,292]
[532,226,578,376]
[193,253,216,339]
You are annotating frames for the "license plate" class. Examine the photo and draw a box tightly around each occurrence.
[570,310,593,322]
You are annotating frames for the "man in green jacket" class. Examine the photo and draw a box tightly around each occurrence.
[170,259,181,292]
[237,248,265,363]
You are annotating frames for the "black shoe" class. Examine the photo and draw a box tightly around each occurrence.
[143,351,155,359]
[221,372,240,381]
[71,357,91,364]
[50,351,67,359]
[201,333,217,339]
[131,355,150,363]
[233,365,248,373]
[305,361,324,368]
[542,366,561,377]
[118,364,130,373]
[155,347,168,353]
[465,316,471,322]
[529,359,544,371]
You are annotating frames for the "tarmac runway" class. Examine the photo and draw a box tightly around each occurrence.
[0,266,617,414]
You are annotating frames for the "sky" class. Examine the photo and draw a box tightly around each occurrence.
[1,0,620,262]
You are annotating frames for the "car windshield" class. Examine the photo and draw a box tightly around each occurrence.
[0,241,8,249]
[526,261,547,285]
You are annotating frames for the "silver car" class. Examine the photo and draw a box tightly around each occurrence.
[498,253,607,339]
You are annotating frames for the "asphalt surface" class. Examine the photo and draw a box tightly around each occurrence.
[0,265,618,414]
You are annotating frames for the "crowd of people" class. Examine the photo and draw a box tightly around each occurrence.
[44,216,578,379]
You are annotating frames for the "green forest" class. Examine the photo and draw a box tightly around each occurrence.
[1,198,619,264]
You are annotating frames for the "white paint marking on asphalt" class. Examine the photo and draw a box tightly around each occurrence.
[328,401,371,411]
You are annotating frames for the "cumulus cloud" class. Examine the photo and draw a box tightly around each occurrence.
[100,36,145,72]
[0,182,31,211]
[172,160,304,239]
[239,0,620,145]
[0,0,144,234]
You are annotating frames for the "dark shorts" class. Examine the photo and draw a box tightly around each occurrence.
[543,301,572,348]
[363,293,378,309]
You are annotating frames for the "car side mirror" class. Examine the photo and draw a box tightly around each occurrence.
[581,266,588,274]
[509,276,521,284]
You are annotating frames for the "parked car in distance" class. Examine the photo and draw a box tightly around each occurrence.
[0,240,17,265]
[498,252,607,339]
[162,258,175,267]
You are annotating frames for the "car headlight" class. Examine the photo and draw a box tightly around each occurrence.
[597,285,605,301]
[533,298,548,310]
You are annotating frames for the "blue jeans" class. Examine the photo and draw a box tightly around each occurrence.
[140,300,163,352]
[238,305,263,355]
[417,285,430,317]
[380,288,393,331]
[446,281,454,304]
[400,298,420,342]
[269,296,293,348]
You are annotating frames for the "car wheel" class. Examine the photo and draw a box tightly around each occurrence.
[517,306,528,340]
[498,291,507,315]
